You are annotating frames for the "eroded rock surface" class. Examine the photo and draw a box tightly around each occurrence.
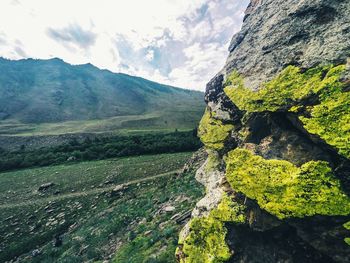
[226,0,350,90]
[177,0,350,262]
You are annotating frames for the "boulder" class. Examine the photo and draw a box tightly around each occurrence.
[38,182,55,192]
[178,0,350,262]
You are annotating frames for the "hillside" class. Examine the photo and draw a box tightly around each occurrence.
[0,152,205,262]
[0,57,204,130]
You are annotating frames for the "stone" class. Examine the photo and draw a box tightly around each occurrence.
[4,216,14,221]
[171,213,181,221]
[175,210,192,224]
[223,0,350,91]
[113,185,124,192]
[52,234,63,247]
[163,206,176,212]
[178,0,350,262]
[31,249,41,257]
[109,184,128,197]
[67,156,76,162]
[38,182,55,191]
[144,230,152,236]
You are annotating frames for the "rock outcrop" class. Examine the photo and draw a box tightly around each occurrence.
[177,0,350,262]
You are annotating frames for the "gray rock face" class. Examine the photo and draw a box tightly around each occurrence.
[180,1,350,262]
[225,0,350,90]
[205,74,242,122]
[207,0,350,123]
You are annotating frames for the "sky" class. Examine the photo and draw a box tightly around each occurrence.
[0,0,249,91]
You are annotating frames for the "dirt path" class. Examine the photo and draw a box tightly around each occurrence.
[0,169,181,209]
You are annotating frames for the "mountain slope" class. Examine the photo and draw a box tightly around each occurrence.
[0,58,204,124]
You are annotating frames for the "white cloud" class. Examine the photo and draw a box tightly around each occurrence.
[167,41,229,89]
[146,50,155,62]
[0,0,249,90]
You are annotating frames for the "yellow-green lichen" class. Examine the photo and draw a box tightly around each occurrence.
[198,108,234,150]
[289,105,302,113]
[224,148,350,220]
[224,66,330,112]
[210,194,246,223]
[344,221,350,246]
[180,195,245,263]
[237,126,251,141]
[344,221,350,230]
[345,238,350,246]
[181,216,230,263]
[205,150,221,173]
[299,84,350,158]
[224,65,346,112]
[224,65,350,158]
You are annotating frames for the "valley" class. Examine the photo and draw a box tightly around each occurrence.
[0,56,206,263]
[3,0,349,262]
[0,58,204,130]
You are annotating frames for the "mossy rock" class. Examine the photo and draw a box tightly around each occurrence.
[224,148,350,219]
[204,150,221,173]
[299,81,350,158]
[180,195,245,263]
[344,221,350,246]
[224,64,350,158]
[198,108,234,150]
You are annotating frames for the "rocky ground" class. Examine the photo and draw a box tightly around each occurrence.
[0,152,205,262]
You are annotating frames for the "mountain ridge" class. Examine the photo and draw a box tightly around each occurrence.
[0,57,204,124]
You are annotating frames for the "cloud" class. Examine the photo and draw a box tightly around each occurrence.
[47,24,97,49]
[0,33,7,45]
[11,0,21,6]
[14,46,26,57]
[146,50,155,62]
[0,0,250,90]
[168,41,229,89]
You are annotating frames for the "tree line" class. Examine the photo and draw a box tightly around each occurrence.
[0,130,201,172]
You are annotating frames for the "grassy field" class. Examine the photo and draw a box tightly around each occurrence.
[0,110,203,136]
[0,152,204,262]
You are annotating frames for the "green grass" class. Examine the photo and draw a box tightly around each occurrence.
[0,152,204,262]
[0,110,202,136]
[0,152,191,205]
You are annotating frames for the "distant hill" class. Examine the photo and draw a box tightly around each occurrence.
[0,58,204,132]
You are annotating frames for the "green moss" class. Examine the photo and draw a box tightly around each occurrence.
[344,222,350,246]
[224,65,350,158]
[210,194,246,223]
[182,216,230,263]
[224,148,350,219]
[205,150,221,173]
[289,105,302,113]
[237,126,251,141]
[344,221,350,230]
[224,65,346,112]
[345,238,350,246]
[299,84,350,158]
[224,66,330,112]
[180,195,245,262]
[198,108,234,150]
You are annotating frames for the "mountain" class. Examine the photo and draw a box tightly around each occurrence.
[177,0,350,262]
[0,57,204,125]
